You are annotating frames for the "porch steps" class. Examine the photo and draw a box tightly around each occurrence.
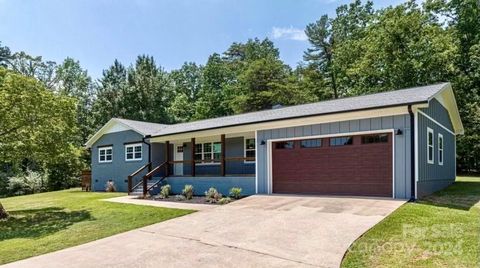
[130,180,161,196]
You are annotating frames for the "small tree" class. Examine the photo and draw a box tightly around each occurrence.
[0,202,8,219]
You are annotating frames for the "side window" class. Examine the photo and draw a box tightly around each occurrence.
[427,127,434,164]
[99,146,113,163]
[245,138,256,162]
[438,133,444,166]
[125,143,142,161]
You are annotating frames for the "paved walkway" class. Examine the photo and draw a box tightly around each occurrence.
[2,195,405,268]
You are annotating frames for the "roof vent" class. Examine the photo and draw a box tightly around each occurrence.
[272,104,283,109]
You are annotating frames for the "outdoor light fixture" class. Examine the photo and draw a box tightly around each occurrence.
[260,140,266,145]
[395,129,403,135]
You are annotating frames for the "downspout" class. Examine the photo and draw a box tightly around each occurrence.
[142,135,152,163]
[408,105,416,202]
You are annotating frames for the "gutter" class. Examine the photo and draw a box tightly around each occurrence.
[408,105,416,201]
[142,135,152,163]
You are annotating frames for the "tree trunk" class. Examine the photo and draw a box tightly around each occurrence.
[0,202,8,219]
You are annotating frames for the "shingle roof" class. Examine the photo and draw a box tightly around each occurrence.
[114,118,168,135]
[148,83,449,137]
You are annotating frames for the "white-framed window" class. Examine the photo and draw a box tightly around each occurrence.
[98,146,113,163]
[438,133,444,166]
[194,142,221,164]
[125,143,142,161]
[244,138,256,162]
[427,127,434,164]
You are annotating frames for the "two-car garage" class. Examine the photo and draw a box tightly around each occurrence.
[271,132,393,197]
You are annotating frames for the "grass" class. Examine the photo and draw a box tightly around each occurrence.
[0,189,194,264]
[342,176,480,268]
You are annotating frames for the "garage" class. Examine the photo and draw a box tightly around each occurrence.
[272,133,393,197]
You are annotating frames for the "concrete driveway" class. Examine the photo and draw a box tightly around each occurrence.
[2,195,405,268]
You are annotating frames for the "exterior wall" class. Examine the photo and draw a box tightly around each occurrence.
[257,115,413,199]
[164,176,255,196]
[417,99,456,197]
[91,130,148,192]
[182,137,255,175]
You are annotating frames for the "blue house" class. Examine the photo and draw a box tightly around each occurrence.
[85,83,463,200]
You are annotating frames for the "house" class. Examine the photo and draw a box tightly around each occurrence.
[85,83,463,199]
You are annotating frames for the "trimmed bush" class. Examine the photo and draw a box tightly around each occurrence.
[105,180,116,192]
[160,184,171,198]
[182,185,194,200]
[205,187,222,203]
[174,194,186,201]
[218,197,232,205]
[229,187,242,199]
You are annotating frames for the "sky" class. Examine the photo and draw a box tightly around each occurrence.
[0,0,405,79]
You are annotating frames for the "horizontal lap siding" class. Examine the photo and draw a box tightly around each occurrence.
[91,130,148,192]
[257,115,412,199]
[417,99,456,197]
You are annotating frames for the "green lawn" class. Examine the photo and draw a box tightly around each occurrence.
[342,176,480,268]
[0,189,194,264]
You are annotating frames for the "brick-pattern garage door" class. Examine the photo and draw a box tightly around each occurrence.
[272,133,393,197]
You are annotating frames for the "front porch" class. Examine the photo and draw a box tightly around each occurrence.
[128,133,256,196]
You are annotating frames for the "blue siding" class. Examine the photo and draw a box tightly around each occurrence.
[257,115,412,199]
[182,137,255,175]
[417,100,456,197]
[91,130,148,192]
[164,176,255,196]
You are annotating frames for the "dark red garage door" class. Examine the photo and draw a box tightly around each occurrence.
[272,133,392,197]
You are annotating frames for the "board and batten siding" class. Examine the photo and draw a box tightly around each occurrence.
[91,130,149,192]
[257,115,412,199]
[417,99,456,197]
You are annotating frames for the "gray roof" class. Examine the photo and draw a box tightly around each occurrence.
[146,83,448,137]
[115,118,168,135]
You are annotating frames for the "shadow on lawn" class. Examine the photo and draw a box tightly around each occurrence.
[420,180,480,211]
[0,207,92,241]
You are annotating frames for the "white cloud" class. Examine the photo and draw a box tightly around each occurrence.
[271,27,308,41]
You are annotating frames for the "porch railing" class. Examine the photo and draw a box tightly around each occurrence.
[128,162,151,194]
[167,156,255,177]
[142,161,168,196]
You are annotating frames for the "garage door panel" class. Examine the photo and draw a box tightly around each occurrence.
[272,133,392,197]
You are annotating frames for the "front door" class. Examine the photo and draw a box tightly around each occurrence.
[174,144,184,176]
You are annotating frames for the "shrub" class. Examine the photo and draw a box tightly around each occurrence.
[182,185,194,199]
[105,180,116,192]
[205,187,222,203]
[229,187,242,199]
[8,170,47,196]
[218,197,232,205]
[160,184,171,198]
[174,194,186,201]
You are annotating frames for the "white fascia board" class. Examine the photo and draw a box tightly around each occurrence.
[85,119,145,148]
[429,83,464,135]
[149,106,409,143]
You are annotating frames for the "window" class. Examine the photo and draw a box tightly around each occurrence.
[98,146,113,163]
[361,134,388,144]
[275,141,294,149]
[194,142,222,164]
[438,133,444,165]
[300,139,322,148]
[125,143,142,161]
[330,137,353,146]
[427,127,434,164]
[245,138,256,162]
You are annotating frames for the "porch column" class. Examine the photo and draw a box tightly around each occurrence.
[220,134,225,176]
[191,138,195,177]
[165,141,169,176]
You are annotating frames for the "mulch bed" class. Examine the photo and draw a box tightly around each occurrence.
[146,195,220,205]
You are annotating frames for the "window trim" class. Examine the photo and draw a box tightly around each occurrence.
[98,146,113,163]
[438,133,444,166]
[244,137,256,163]
[125,143,142,162]
[427,127,434,164]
